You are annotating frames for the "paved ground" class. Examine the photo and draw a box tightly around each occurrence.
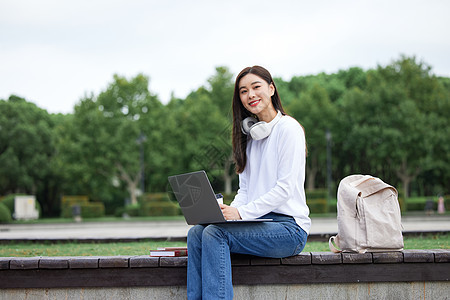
[0,215,448,241]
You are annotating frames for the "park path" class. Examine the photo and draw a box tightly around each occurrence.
[0,215,448,241]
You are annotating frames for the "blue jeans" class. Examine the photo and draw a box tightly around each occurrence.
[186,212,308,300]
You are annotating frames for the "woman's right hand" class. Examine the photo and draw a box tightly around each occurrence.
[220,204,242,220]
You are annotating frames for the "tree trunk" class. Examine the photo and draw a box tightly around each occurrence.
[306,154,318,190]
[401,178,411,206]
[116,163,142,206]
[128,181,139,206]
[395,158,420,202]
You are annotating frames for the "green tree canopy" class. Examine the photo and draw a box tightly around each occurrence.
[0,96,54,194]
[59,74,163,206]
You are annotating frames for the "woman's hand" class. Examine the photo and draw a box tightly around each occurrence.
[219,204,242,220]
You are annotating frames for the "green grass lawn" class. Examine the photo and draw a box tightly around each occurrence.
[0,234,447,257]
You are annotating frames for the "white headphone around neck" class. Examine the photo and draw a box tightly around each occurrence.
[241,110,282,140]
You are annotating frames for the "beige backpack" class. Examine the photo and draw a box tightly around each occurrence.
[329,175,404,253]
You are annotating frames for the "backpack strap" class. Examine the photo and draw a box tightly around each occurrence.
[329,235,342,253]
[349,175,397,198]
[347,175,373,187]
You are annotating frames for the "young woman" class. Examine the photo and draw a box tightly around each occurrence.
[187,66,310,299]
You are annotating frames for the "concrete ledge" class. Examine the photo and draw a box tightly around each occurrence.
[1,282,449,300]
[0,250,448,289]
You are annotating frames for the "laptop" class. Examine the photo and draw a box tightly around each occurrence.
[168,170,273,225]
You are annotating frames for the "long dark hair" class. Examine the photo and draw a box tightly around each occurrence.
[232,66,286,174]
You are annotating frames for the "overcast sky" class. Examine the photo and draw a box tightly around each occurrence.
[1,0,449,114]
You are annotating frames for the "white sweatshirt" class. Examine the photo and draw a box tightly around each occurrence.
[230,115,311,234]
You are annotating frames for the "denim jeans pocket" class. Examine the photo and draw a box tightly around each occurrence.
[291,227,307,256]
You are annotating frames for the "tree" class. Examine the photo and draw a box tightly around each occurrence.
[167,67,234,194]
[287,83,337,190]
[273,77,296,107]
[367,56,447,198]
[207,66,234,116]
[0,96,57,215]
[60,74,163,206]
[176,87,231,192]
[336,56,449,198]
[336,67,367,91]
[206,67,235,193]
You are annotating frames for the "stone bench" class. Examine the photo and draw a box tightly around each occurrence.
[1,250,449,299]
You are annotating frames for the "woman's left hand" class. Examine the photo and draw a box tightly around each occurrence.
[219,204,242,220]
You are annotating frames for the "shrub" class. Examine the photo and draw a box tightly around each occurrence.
[306,198,328,214]
[114,206,126,217]
[138,193,183,216]
[306,189,328,200]
[0,203,12,223]
[80,202,105,218]
[124,204,141,217]
[1,194,15,213]
[61,202,105,218]
[221,191,333,213]
[140,193,171,204]
[140,202,181,217]
[327,199,337,213]
[61,195,89,208]
[61,206,75,218]
[60,195,103,218]
[404,197,439,212]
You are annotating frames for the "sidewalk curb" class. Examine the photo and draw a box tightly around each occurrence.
[0,230,446,244]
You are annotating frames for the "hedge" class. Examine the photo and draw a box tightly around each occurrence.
[306,189,328,200]
[306,198,327,214]
[61,195,89,208]
[139,193,182,216]
[128,192,448,217]
[404,196,450,212]
[140,201,181,217]
[123,204,141,217]
[140,193,171,203]
[222,190,332,214]
[61,202,105,218]
[60,195,104,218]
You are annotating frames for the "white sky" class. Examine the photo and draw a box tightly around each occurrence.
[1,0,449,114]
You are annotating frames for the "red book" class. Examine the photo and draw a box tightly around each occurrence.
[156,247,188,251]
[150,249,188,257]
